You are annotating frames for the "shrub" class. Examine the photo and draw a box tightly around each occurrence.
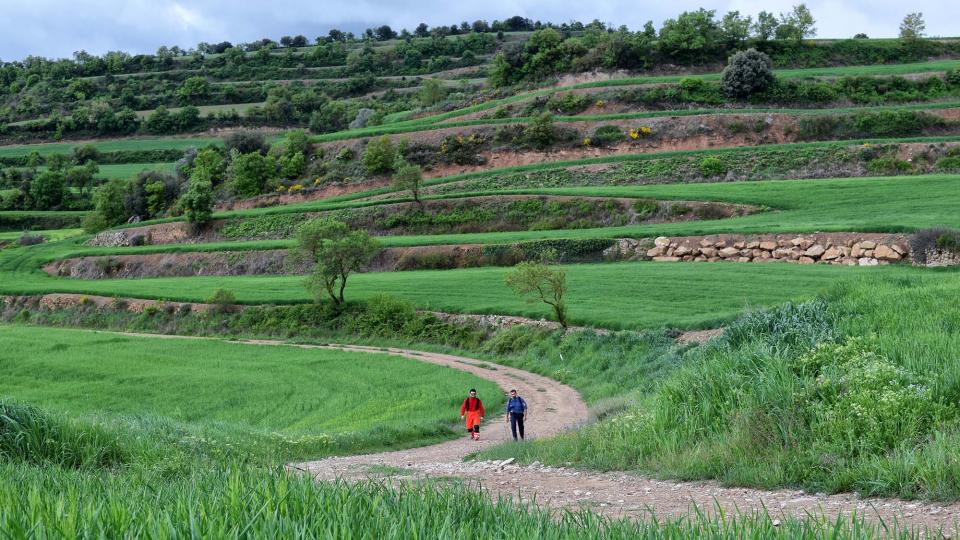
[909,227,960,264]
[523,112,556,150]
[698,156,727,177]
[206,289,237,314]
[720,49,775,99]
[632,199,659,219]
[947,69,960,87]
[224,130,269,155]
[17,234,45,246]
[228,151,277,197]
[590,125,623,147]
[362,136,398,175]
[936,156,960,171]
[865,156,912,174]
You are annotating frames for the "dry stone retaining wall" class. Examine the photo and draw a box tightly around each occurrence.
[606,233,911,266]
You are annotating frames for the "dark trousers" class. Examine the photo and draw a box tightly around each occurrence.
[509,412,525,440]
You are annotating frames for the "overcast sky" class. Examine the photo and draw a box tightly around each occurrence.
[0,0,955,61]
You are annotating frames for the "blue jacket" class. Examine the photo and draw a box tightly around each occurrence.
[506,396,527,414]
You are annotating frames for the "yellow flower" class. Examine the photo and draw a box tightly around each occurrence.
[582,137,591,146]
[640,126,652,136]
[595,100,605,108]
[629,129,639,140]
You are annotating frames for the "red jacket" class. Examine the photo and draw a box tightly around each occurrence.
[460,397,484,416]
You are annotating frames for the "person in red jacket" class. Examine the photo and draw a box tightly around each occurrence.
[460,388,485,440]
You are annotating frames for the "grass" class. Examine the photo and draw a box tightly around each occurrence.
[0,136,224,158]
[133,102,265,119]
[479,274,960,502]
[0,260,931,330]
[0,325,501,461]
[0,228,82,242]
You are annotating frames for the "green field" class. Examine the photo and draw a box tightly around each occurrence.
[0,260,932,329]
[0,137,224,158]
[0,325,501,459]
[134,102,265,119]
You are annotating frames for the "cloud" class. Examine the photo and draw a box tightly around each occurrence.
[0,0,955,61]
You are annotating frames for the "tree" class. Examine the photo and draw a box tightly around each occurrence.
[362,135,398,174]
[720,48,775,98]
[414,23,430,38]
[191,148,226,185]
[224,130,269,155]
[487,52,514,87]
[776,4,816,41]
[85,178,127,231]
[392,162,423,205]
[29,171,67,210]
[375,25,396,41]
[177,76,211,104]
[309,100,348,133]
[504,261,568,328]
[418,78,446,106]
[293,218,379,305]
[65,161,97,196]
[227,150,276,197]
[180,178,214,225]
[658,9,721,63]
[71,144,101,165]
[721,11,752,48]
[899,13,925,40]
[753,11,780,41]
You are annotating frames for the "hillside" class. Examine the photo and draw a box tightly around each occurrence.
[3,6,960,538]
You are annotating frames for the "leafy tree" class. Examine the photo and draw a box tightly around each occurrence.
[414,23,430,38]
[752,12,779,41]
[487,52,514,87]
[362,135,398,174]
[71,144,101,165]
[375,25,396,41]
[419,78,446,106]
[720,48,775,98]
[224,130,269,155]
[721,11,752,47]
[776,4,816,41]
[899,13,925,40]
[228,150,276,197]
[309,100,348,133]
[144,106,173,134]
[504,261,569,328]
[65,161,98,196]
[28,170,67,210]
[284,129,312,157]
[180,177,214,225]
[293,218,379,305]
[191,148,225,185]
[86,178,128,231]
[658,9,721,63]
[392,162,423,205]
[44,153,71,172]
[177,76,211,104]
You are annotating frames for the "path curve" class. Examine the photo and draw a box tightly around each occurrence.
[107,332,960,532]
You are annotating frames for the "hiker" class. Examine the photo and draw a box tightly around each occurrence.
[505,389,528,441]
[460,388,485,441]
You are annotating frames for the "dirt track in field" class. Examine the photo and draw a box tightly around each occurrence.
[106,331,960,533]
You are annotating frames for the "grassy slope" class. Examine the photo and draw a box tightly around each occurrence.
[0,325,501,459]
[0,260,929,329]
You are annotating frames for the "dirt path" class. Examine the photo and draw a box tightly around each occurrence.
[102,332,960,532]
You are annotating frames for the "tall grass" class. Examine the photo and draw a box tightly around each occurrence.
[482,277,960,501]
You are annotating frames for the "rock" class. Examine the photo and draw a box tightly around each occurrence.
[646,247,665,257]
[840,257,858,266]
[759,241,777,251]
[858,257,879,266]
[718,247,740,258]
[674,245,692,256]
[821,247,842,261]
[654,236,671,248]
[699,239,713,248]
[860,240,877,250]
[700,247,717,258]
[851,243,864,258]
[733,241,746,249]
[798,256,815,264]
[874,244,901,261]
[891,244,907,255]
[737,256,752,263]
[759,250,772,259]
[746,241,760,249]
[804,244,826,258]
[652,256,681,262]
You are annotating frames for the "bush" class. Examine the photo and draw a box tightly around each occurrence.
[946,69,960,87]
[362,136,398,175]
[17,234,45,246]
[936,156,960,171]
[720,49,775,99]
[523,113,556,150]
[206,289,237,314]
[632,199,659,219]
[865,156,912,174]
[698,156,727,177]
[590,125,623,147]
[910,227,960,264]
[228,151,277,197]
[224,131,269,155]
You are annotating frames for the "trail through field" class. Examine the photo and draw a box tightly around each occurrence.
[113,332,960,532]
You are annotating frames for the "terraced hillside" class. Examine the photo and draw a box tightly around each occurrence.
[5,9,960,538]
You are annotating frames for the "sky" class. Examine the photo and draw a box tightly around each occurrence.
[0,0,955,61]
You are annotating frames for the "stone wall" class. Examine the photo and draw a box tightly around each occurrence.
[607,233,911,265]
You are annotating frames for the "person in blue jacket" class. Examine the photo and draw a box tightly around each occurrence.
[505,389,528,441]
